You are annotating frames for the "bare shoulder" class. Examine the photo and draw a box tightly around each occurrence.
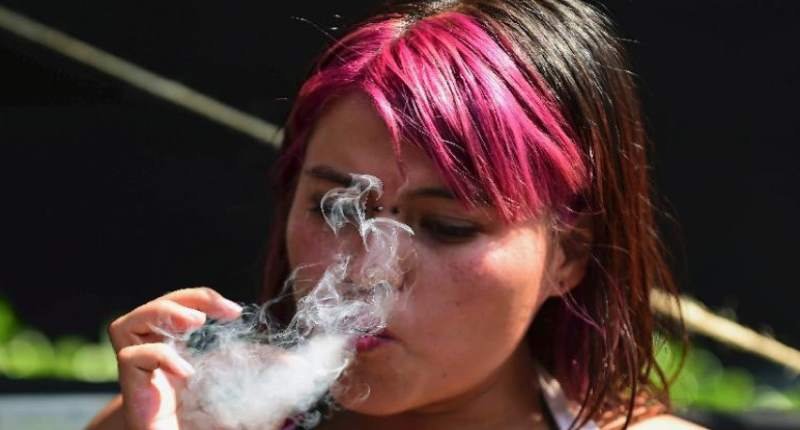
[600,411,707,430]
[626,414,707,430]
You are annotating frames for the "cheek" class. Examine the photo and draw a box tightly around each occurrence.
[478,236,549,304]
[406,234,550,356]
[286,208,337,273]
[435,236,548,312]
[286,212,338,301]
[384,237,549,399]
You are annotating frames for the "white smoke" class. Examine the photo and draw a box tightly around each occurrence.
[165,174,413,430]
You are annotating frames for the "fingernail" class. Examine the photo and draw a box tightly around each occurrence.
[221,299,243,315]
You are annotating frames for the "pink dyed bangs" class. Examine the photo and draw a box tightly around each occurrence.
[284,11,588,222]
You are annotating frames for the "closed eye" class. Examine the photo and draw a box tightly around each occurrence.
[419,217,480,244]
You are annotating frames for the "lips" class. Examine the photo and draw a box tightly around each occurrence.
[354,330,394,352]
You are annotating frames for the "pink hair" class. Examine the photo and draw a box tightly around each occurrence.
[280,11,588,222]
[266,5,680,427]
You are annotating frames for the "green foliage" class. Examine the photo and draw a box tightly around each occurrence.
[0,298,19,343]
[0,296,117,382]
[1,296,798,412]
[654,339,800,411]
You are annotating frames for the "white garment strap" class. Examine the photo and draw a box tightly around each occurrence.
[538,367,599,430]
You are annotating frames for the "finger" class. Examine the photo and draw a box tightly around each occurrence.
[109,300,207,351]
[118,343,195,380]
[117,344,188,429]
[162,287,243,320]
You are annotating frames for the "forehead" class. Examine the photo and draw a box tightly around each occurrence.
[304,93,442,191]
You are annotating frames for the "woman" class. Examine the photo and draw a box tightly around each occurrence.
[89,1,704,428]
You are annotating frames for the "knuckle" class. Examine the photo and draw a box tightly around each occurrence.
[196,286,221,300]
[108,318,124,338]
[150,299,182,318]
[116,346,136,363]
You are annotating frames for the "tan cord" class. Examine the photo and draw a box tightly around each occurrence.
[0,5,283,147]
[651,288,800,374]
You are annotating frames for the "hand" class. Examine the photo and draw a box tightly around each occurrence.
[108,287,242,430]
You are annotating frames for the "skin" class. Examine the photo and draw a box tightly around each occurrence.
[285,92,583,429]
[89,288,243,430]
[86,92,704,430]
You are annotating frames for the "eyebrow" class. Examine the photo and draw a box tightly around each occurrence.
[305,165,352,186]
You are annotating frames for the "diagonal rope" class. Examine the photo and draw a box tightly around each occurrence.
[1,4,799,374]
[0,4,283,147]
[651,289,800,374]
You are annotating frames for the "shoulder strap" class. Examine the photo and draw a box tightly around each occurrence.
[537,367,599,430]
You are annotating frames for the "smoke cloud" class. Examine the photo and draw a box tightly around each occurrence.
[163,174,413,430]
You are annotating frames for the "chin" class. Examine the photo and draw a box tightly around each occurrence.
[333,393,412,416]
[331,367,416,416]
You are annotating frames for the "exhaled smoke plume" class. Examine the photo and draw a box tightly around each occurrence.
[164,174,413,430]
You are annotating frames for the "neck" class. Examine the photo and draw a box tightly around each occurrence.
[321,344,549,430]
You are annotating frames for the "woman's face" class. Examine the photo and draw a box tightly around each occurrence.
[286,93,578,415]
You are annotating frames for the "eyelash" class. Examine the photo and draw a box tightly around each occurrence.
[307,198,330,217]
[306,194,480,244]
[307,195,360,220]
[419,217,480,244]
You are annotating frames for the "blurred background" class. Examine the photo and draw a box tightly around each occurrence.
[0,1,798,428]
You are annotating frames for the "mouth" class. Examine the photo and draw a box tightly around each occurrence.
[354,329,394,353]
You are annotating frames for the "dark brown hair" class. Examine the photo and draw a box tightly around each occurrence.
[263,1,682,428]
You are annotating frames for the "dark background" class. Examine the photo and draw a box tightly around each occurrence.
[0,0,798,384]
